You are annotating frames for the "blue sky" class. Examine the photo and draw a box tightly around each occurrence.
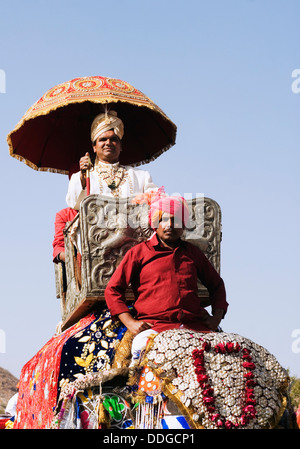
[0,0,299,379]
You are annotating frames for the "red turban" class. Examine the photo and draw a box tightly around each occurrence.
[149,196,189,229]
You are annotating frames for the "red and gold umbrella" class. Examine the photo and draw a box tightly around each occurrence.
[7,76,177,176]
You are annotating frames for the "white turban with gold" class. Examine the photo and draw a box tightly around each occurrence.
[91,110,124,142]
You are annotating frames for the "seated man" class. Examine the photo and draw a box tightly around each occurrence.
[53,165,79,263]
[52,207,78,263]
[66,110,157,210]
[104,196,228,360]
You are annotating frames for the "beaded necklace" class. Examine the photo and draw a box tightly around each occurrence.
[95,160,130,197]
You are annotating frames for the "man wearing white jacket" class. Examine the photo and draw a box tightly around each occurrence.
[66,110,157,210]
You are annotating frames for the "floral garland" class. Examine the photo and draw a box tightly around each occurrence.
[192,340,257,429]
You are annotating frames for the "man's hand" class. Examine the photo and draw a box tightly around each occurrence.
[58,251,65,263]
[203,308,224,331]
[118,312,152,336]
[80,152,91,189]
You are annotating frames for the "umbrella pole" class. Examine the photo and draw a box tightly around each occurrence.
[86,169,90,196]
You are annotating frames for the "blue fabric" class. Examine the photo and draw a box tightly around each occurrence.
[57,307,127,400]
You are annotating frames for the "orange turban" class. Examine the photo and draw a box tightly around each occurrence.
[149,196,189,229]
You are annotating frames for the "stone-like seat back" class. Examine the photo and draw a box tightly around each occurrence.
[57,195,222,330]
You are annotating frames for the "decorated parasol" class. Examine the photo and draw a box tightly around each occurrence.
[7,76,177,177]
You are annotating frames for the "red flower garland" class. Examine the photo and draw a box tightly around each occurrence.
[192,341,257,429]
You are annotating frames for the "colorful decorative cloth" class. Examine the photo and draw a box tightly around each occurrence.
[49,328,293,430]
[51,370,133,429]
[14,308,126,429]
[57,308,127,391]
[161,415,190,429]
[13,319,293,429]
[14,313,95,428]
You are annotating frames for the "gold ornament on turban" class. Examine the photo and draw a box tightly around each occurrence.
[91,110,124,143]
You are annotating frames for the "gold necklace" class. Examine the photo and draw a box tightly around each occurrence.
[95,161,126,191]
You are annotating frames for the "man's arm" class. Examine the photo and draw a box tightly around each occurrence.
[193,245,228,329]
[52,211,66,263]
[118,312,152,336]
[203,308,224,331]
[52,209,78,263]
[105,246,152,335]
[66,172,86,209]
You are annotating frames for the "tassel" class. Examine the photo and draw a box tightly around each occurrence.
[98,402,110,429]
[134,395,164,429]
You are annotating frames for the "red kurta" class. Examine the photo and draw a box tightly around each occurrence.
[52,207,78,262]
[105,233,228,333]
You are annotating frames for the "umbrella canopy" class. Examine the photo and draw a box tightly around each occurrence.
[7,76,177,175]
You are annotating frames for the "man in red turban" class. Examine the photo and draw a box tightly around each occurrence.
[105,195,228,342]
[149,195,190,231]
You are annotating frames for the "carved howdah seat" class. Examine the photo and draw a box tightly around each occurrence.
[55,195,222,331]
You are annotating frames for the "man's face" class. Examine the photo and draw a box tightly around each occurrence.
[156,212,184,244]
[93,129,122,163]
